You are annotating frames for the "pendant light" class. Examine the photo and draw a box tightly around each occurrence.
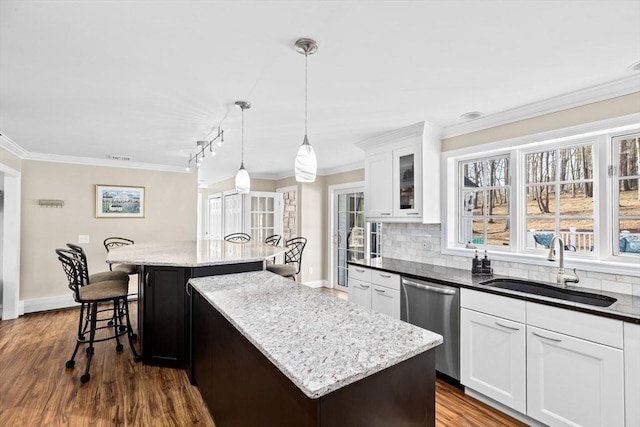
[234,100,251,194]
[294,38,318,183]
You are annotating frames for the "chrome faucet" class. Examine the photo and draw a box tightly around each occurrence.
[547,235,579,288]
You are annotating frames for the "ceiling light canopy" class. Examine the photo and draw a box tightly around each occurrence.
[294,38,318,183]
[235,100,251,194]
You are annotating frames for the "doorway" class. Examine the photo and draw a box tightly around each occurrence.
[0,164,21,320]
[329,183,366,292]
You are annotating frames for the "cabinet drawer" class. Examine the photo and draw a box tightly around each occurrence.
[527,302,623,349]
[371,270,400,291]
[348,265,371,282]
[461,289,526,323]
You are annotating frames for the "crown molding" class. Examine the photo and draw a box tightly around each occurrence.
[0,134,29,158]
[26,151,187,173]
[354,121,426,151]
[442,74,640,139]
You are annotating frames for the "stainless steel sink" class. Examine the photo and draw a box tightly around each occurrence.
[479,278,617,307]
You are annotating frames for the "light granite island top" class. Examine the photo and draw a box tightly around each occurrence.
[106,239,284,267]
[189,270,443,399]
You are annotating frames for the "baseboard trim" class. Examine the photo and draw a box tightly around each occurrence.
[301,280,328,289]
[22,295,78,314]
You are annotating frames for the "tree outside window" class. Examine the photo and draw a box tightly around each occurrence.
[614,134,640,256]
[525,144,594,253]
[459,156,510,247]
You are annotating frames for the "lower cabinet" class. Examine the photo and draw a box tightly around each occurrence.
[460,308,526,413]
[461,288,626,427]
[347,266,400,319]
[527,325,624,427]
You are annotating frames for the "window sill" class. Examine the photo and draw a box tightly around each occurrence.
[442,246,640,278]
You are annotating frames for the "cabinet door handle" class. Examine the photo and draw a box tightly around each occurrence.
[380,212,391,216]
[145,273,151,287]
[358,285,370,290]
[379,273,391,278]
[407,212,420,215]
[355,268,365,273]
[375,288,386,293]
[495,322,520,331]
[532,331,562,342]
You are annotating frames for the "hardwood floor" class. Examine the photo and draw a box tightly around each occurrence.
[0,301,525,426]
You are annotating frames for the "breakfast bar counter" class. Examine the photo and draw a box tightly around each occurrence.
[106,240,284,367]
[189,271,443,427]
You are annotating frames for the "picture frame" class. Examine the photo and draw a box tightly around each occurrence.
[95,185,145,218]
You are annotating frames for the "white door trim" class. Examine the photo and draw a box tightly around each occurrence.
[328,181,365,290]
[1,163,21,320]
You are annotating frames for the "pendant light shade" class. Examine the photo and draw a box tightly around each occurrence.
[294,38,319,183]
[234,100,251,194]
[235,162,251,194]
[295,135,317,182]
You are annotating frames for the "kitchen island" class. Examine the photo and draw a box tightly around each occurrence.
[106,240,284,367]
[189,270,443,427]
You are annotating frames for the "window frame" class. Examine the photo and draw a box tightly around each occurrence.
[442,114,640,277]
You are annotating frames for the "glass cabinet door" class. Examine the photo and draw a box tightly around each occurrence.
[398,153,415,210]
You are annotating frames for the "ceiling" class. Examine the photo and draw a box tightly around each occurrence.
[1,1,639,185]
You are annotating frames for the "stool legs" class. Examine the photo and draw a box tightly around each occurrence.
[65,299,141,383]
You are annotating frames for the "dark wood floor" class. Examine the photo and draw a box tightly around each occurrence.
[0,299,525,426]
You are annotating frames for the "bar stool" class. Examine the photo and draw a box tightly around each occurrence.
[224,232,251,242]
[266,237,307,281]
[56,248,140,383]
[103,237,138,275]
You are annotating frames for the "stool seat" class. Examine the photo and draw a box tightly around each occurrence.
[78,280,129,302]
[266,264,297,277]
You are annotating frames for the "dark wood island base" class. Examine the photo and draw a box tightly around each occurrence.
[191,290,436,427]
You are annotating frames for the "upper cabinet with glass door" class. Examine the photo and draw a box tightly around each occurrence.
[393,145,422,218]
[358,122,440,223]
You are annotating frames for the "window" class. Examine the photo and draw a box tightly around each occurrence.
[443,114,640,274]
[524,143,594,253]
[613,134,640,256]
[459,156,510,247]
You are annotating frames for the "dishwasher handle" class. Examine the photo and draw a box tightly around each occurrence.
[401,278,456,295]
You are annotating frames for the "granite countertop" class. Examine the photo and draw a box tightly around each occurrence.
[188,270,443,399]
[349,257,640,324]
[106,239,285,267]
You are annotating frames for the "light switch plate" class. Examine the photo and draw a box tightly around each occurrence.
[78,235,90,244]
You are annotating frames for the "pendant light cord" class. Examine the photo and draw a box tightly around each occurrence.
[304,53,308,136]
[241,106,245,165]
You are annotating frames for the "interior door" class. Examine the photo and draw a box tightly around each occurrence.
[333,189,366,291]
[244,192,283,243]
[208,195,223,240]
[223,192,244,236]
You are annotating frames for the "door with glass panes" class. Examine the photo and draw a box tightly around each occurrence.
[333,189,368,290]
[244,192,283,244]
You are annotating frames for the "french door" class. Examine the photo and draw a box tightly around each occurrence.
[331,185,366,291]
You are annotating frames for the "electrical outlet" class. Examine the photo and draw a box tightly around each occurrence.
[78,235,90,244]
[421,242,428,250]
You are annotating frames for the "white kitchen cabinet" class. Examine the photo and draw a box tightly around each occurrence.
[371,284,400,319]
[460,308,526,413]
[624,322,640,427]
[348,278,372,309]
[347,265,400,319]
[392,144,422,218]
[461,288,627,427]
[364,151,393,218]
[357,121,441,223]
[527,325,624,427]
[460,289,526,413]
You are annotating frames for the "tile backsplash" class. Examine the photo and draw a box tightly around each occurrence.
[381,223,640,297]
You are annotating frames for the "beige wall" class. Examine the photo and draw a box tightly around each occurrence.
[21,160,197,300]
[442,92,640,151]
[0,146,22,172]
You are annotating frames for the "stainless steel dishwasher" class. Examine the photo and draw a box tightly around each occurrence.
[400,277,460,381]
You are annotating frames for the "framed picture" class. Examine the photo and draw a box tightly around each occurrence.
[95,185,145,218]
